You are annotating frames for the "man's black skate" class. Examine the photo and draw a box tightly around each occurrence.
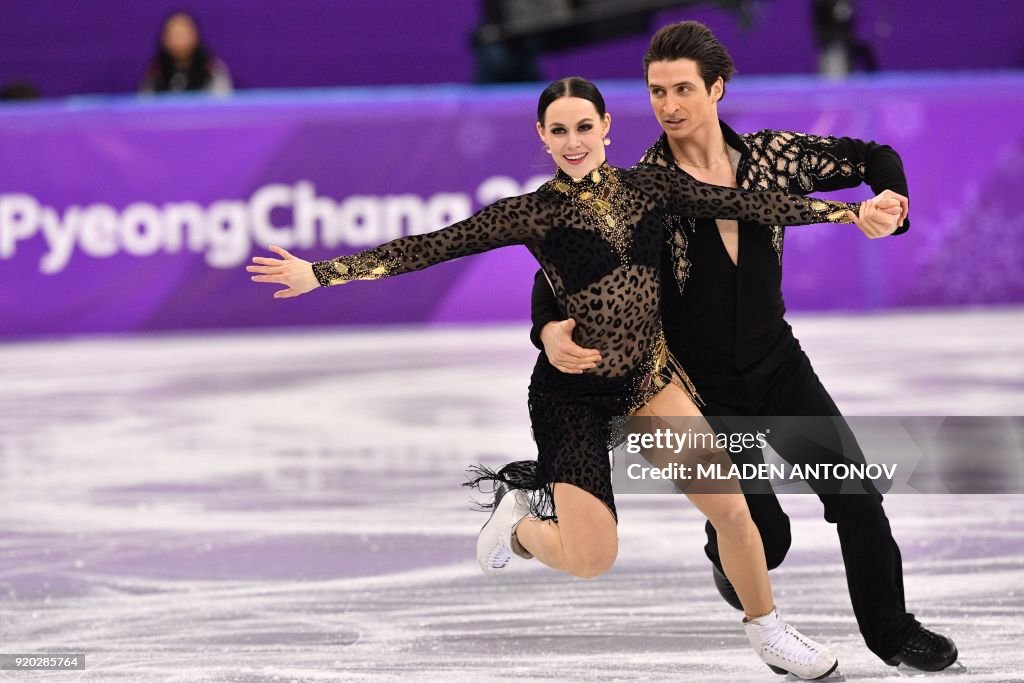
[884,626,957,672]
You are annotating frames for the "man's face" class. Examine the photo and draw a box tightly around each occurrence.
[646,59,722,142]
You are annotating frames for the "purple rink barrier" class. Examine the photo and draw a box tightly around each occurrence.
[1,74,1024,338]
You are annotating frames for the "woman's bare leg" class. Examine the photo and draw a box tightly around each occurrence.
[685,492,773,618]
[634,382,773,618]
[515,483,617,579]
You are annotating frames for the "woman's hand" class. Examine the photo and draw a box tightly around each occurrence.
[850,190,908,239]
[247,245,320,298]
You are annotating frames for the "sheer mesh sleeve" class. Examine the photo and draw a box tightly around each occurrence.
[312,194,549,286]
[746,129,869,193]
[628,165,860,227]
[745,129,909,235]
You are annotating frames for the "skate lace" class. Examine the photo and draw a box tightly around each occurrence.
[904,627,943,654]
[761,622,822,666]
[487,542,510,567]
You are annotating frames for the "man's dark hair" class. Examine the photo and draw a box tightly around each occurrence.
[643,21,736,99]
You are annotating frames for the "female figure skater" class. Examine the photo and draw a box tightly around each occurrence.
[248,77,898,679]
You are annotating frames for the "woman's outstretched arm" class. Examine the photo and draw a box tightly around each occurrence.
[248,193,550,298]
[630,164,866,227]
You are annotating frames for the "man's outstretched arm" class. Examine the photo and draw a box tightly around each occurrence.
[752,130,911,234]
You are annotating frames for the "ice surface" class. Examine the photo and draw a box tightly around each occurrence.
[1,310,1022,681]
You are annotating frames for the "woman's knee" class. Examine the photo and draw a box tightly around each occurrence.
[550,483,618,577]
[708,501,757,539]
[564,543,617,579]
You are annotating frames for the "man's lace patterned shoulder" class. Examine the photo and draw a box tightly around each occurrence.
[744,129,865,192]
[634,138,673,170]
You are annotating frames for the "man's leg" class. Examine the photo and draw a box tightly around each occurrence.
[759,345,955,668]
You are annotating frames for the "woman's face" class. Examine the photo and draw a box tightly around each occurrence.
[536,97,611,179]
[163,14,199,61]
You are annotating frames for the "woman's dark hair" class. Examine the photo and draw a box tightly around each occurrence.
[642,21,736,99]
[537,77,606,124]
[149,11,214,92]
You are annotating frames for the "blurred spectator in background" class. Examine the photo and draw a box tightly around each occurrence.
[0,80,41,101]
[812,0,877,77]
[140,11,232,94]
[473,0,543,83]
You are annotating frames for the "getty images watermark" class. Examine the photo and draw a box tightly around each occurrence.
[612,416,1024,495]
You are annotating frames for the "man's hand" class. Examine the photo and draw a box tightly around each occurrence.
[540,319,602,374]
[852,189,908,239]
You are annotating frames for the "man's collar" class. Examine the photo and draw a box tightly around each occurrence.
[719,120,749,157]
[652,119,750,166]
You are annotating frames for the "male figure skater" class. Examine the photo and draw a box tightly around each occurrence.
[530,21,957,673]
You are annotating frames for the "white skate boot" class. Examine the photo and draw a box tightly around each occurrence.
[476,482,532,575]
[743,607,839,680]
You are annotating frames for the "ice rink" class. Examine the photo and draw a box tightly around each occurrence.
[1,307,1022,682]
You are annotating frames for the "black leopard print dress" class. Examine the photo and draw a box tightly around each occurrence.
[312,162,858,521]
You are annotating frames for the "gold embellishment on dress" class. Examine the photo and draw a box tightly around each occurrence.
[650,337,669,390]
[811,200,858,223]
[313,252,401,286]
[549,164,632,263]
[651,334,702,401]
[628,332,704,415]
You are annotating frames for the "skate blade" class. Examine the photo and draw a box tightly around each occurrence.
[888,661,967,677]
[780,671,844,682]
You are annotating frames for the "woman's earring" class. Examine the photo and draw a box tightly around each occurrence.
[603,138,611,146]
[544,144,551,154]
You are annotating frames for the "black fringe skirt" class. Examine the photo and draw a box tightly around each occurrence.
[464,343,701,523]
